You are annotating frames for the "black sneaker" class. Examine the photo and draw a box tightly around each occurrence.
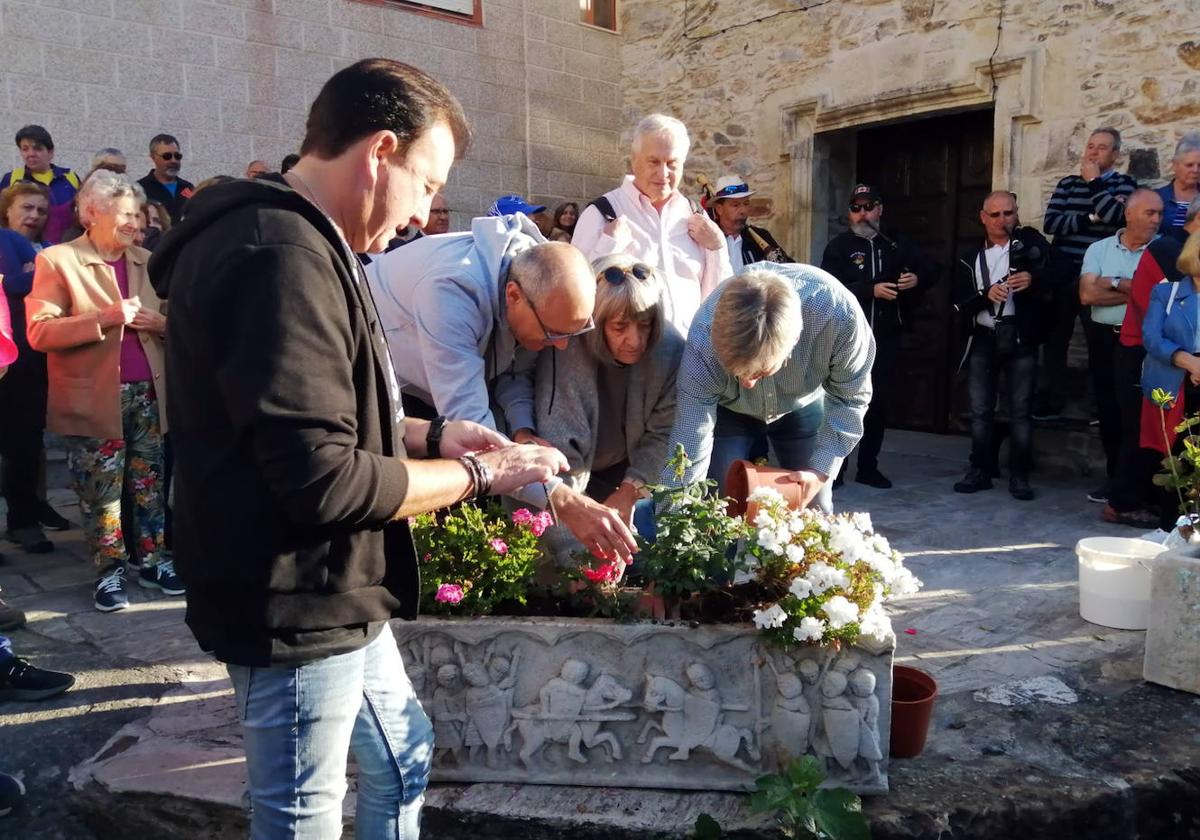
[0,772,24,817]
[139,559,185,596]
[954,468,993,494]
[0,657,75,701]
[4,527,52,554]
[1087,484,1109,504]
[1009,475,1035,501]
[855,468,893,489]
[94,567,129,613]
[38,502,72,532]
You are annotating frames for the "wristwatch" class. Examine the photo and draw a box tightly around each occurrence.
[426,415,447,459]
[1109,276,1122,291]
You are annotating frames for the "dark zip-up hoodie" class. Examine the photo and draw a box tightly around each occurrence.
[150,176,419,667]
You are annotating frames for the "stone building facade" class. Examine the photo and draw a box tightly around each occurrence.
[0,0,622,228]
[620,0,1200,258]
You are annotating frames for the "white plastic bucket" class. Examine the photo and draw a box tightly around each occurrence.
[1076,537,1167,630]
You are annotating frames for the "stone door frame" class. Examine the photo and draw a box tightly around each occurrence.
[779,50,1044,262]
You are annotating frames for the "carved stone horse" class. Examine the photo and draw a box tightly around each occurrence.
[513,672,633,769]
[637,675,758,772]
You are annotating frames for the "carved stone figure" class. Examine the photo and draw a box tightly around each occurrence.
[811,670,858,774]
[511,659,634,769]
[849,668,885,786]
[431,662,466,767]
[638,670,759,772]
[765,657,812,761]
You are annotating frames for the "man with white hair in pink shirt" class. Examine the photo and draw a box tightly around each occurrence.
[572,114,731,335]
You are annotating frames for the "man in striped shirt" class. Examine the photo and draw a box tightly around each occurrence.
[1038,127,1138,421]
[659,264,875,512]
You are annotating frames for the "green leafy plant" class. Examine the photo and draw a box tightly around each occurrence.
[411,503,550,615]
[1151,387,1200,534]
[637,444,748,616]
[748,756,870,840]
[692,812,723,839]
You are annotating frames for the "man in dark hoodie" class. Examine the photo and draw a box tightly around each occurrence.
[149,59,568,837]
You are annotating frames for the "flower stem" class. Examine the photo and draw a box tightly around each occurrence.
[1161,407,1187,521]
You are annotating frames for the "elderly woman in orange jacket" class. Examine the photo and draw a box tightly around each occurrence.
[26,170,182,613]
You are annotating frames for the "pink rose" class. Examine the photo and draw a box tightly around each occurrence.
[435,584,464,605]
[512,508,534,526]
[530,511,553,537]
[490,538,508,555]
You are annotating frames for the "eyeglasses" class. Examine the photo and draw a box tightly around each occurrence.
[510,278,595,341]
[849,202,877,213]
[429,208,451,215]
[601,263,652,285]
[157,152,183,161]
[984,209,1016,218]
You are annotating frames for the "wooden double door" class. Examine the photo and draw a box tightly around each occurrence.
[853,108,994,433]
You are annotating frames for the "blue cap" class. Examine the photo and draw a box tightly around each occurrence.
[487,194,547,217]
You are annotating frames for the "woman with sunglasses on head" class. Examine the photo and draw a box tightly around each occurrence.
[535,255,684,560]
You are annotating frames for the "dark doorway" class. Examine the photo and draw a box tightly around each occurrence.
[853,108,994,432]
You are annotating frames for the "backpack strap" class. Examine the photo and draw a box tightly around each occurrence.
[587,195,617,223]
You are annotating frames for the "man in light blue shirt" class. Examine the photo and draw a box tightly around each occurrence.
[1078,187,1163,501]
[661,263,875,512]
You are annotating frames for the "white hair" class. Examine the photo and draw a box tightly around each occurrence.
[91,147,125,169]
[78,169,145,228]
[631,114,690,157]
[1174,131,1200,161]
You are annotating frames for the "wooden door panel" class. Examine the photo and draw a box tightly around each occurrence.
[851,108,994,432]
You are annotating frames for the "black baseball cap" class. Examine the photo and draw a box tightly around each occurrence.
[850,184,881,205]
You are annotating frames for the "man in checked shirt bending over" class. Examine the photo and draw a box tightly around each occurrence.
[660,263,875,512]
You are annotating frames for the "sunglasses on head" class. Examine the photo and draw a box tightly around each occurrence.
[157,152,183,161]
[849,202,877,213]
[601,263,652,285]
[984,209,1016,218]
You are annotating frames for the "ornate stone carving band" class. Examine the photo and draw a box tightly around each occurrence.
[391,617,895,794]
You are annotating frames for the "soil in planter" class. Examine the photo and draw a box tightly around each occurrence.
[474,580,784,625]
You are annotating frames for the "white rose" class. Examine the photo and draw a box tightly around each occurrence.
[788,576,813,599]
[753,603,788,629]
[793,616,826,642]
[822,594,860,629]
[807,562,849,595]
[785,543,806,565]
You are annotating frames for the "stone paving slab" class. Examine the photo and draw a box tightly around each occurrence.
[7,432,1200,838]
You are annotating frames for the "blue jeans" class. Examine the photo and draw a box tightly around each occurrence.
[0,634,10,663]
[226,623,433,839]
[967,326,1037,474]
[708,401,833,513]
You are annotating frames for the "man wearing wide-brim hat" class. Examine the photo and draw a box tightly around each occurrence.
[705,175,792,273]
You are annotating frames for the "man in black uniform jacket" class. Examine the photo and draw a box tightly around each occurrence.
[821,184,931,489]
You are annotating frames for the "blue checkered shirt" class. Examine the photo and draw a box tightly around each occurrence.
[662,262,876,486]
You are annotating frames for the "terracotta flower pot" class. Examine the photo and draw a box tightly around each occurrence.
[724,459,805,520]
[889,664,938,758]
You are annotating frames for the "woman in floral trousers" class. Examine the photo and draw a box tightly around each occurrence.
[26,170,182,612]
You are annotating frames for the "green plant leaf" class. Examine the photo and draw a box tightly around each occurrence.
[785,756,826,792]
[812,788,870,840]
[693,813,723,839]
